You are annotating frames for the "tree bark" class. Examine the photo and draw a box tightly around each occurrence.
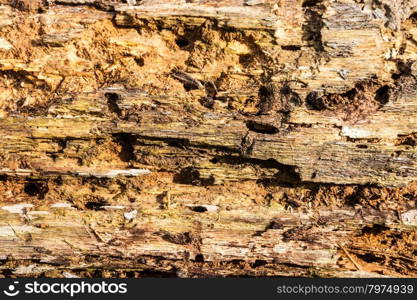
[0,0,416,277]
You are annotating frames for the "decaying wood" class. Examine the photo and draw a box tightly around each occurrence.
[0,0,416,277]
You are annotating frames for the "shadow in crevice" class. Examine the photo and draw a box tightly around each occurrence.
[112,133,136,162]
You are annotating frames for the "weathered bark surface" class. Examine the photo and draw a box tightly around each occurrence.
[0,0,416,277]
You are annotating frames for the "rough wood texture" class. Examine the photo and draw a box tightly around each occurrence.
[0,0,416,277]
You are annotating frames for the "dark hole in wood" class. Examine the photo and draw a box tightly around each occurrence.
[24,181,49,199]
[258,85,274,100]
[85,201,105,210]
[195,254,204,262]
[105,92,122,115]
[57,139,67,152]
[398,136,416,146]
[375,85,390,105]
[183,82,196,91]
[134,57,145,66]
[167,139,189,148]
[189,206,208,213]
[246,120,278,134]
[175,38,189,48]
[280,84,292,95]
[357,253,385,263]
[210,157,219,164]
[112,133,136,162]
[24,182,40,196]
[306,91,325,110]
[251,260,267,268]
[281,45,301,51]
[344,88,357,100]
[54,176,63,185]
[302,0,323,7]
[361,224,388,235]
[239,54,252,65]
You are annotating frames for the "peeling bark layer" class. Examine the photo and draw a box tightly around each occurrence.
[0,0,416,277]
